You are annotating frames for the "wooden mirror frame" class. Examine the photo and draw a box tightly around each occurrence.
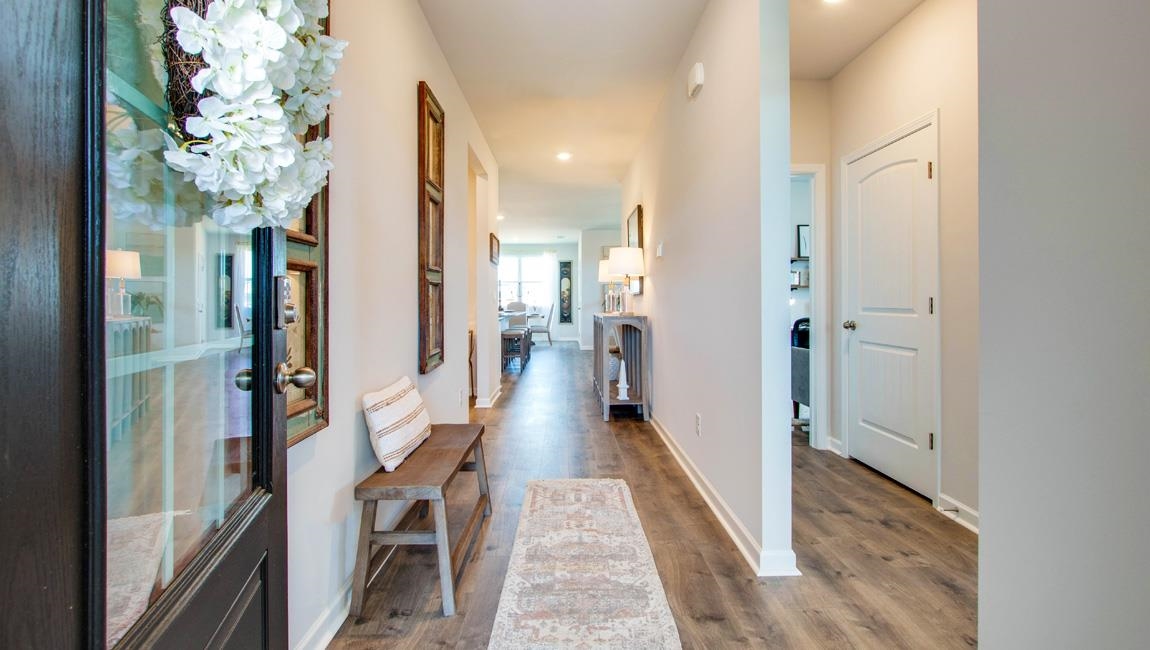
[418,81,446,374]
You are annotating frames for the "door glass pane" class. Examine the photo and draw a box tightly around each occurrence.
[104,0,255,645]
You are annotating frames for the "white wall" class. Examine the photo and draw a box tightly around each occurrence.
[979,1,1150,646]
[826,0,980,514]
[286,1,499,646]
[578,228,620,349]
[498,243,580,341]
[472,172,501,406]
[790,79,830,168]
[621,0,795,575]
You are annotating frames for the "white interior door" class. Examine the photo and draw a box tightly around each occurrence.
[843,120,939,498]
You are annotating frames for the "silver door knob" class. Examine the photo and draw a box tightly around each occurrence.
[842,320,858,330]
[234,368,253,391]
[274,362,316,394]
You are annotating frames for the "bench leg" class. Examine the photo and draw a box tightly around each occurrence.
[350,499,377,618]
[474,441,492,516]
[431,498,456,616]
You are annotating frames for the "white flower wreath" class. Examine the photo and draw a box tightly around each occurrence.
[163,0,347,232]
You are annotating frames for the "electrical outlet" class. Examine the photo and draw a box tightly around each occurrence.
[695,413,702,437]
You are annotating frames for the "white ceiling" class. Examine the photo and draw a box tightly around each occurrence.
[418,0,925,242]
[790,0,925,80]
[418,0,709,242]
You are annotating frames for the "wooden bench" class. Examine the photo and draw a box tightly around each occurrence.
[350,423,491,617]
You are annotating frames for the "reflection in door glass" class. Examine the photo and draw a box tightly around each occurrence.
[104,0,254,644]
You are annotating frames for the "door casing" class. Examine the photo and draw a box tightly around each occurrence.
[791,164,829,451]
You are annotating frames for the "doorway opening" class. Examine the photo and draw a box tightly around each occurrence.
[788,165,828,451]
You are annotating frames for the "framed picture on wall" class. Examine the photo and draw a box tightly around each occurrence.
[490,233,500,265]
[626,204,644,295]
[559,261,573,323]
[797,224,811,259]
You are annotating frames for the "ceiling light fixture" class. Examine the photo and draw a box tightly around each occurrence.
[497,214,505,220]
[823,0,845,4]
[556,152,572,161]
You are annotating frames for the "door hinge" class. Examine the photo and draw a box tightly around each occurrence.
[927,161,934,179]
[929,433,935,450]
[929,297,934,314]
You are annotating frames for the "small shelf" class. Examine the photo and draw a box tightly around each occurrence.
[599,379,643,406]
[790,284,810,291]
[790,257,809,263]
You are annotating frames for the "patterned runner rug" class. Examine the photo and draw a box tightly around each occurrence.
[489,479,682,649]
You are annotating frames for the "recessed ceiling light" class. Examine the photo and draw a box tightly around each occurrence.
[823,0,845,4]
[496,214,505,220]
[556,152,573,161]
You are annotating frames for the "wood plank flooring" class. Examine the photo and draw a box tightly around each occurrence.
[329,343,977,648]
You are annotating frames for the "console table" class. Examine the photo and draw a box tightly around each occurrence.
[593,314,650,421]
[106,316,151,446]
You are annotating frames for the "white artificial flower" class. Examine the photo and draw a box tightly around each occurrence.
[165,0,345,231]
[108,121,204,230]
[169,6,212,55]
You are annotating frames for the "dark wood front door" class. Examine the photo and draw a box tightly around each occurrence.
[99,1,290,646]
[0,1,289,647]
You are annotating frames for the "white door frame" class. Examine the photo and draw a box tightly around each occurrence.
[837,110,943,502]
[790,164,829,451]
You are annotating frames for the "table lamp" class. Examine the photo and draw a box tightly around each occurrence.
[608,247,645,315]
[106,249,141,317]
[598,259,625,313]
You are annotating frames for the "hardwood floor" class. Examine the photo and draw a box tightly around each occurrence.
[330,343,977,648]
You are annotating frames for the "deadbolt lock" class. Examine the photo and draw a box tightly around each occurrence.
[275,275,293,329]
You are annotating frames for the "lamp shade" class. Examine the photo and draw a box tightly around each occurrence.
[106,250,142,280]
[598,259,624,283]
[608,246,644,277]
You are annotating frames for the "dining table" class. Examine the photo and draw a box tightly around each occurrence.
[498,309,542,331]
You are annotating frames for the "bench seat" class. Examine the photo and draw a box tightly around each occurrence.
[350,423,491,618]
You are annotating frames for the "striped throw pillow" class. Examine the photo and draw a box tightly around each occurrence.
[362,376,432,472]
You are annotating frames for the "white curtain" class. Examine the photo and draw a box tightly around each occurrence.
[231,241,252,337]
[540,251,558,316]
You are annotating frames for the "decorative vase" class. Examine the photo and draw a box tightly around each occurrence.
[617,358,630,400]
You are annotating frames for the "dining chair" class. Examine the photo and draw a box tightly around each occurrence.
[529,303,554,345]
[506,300,529,329]
[235,304,249,351]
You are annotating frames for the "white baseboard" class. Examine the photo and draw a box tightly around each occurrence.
[937,493,980,534]
[294,575,352,650]
[828,436,847,458]
[474,387,502,409]
[649,417,798,577]
[293,502,418,649]
[759,549,802,577]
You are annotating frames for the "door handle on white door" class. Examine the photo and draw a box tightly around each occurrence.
[842,320,858,330]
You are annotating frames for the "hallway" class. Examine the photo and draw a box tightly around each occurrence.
[331,344,976,649]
